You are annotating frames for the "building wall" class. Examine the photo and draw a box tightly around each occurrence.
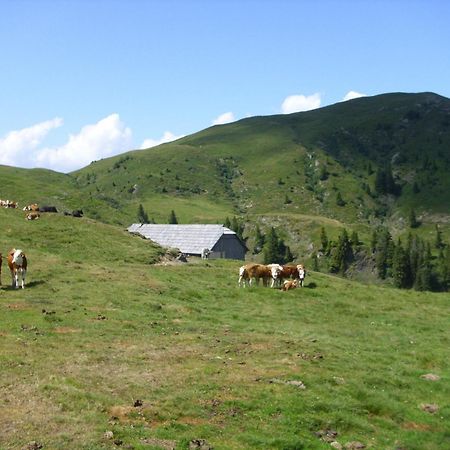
[211,235,246,260]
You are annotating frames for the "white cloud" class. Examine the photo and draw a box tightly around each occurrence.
[35,114,132,172]
[281,93,322,114]
[140,131,184,149]
[212,112,235,125]
[342,90,367,101]
[0,118,63,166]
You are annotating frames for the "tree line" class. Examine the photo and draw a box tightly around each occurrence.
[319,225,450,292]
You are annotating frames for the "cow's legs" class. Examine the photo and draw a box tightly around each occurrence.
[21,269,26,289]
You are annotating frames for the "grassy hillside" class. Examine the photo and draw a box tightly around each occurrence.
[0,206,449,449]
[1,92,449,260]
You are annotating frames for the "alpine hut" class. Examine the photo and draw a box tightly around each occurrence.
[128,224,247,260]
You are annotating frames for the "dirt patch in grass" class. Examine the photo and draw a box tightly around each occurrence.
[402,421,433,431]
[4,303,29,310]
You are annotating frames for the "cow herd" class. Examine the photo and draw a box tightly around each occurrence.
[1,199,84,221]
[0,249,28,289]
[238,263,306,291]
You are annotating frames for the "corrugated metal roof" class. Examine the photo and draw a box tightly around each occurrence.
[127,224,238,254]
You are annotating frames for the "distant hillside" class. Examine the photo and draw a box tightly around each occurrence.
[1,92,449,259]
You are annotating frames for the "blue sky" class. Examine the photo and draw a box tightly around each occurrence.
[1,0,449,172]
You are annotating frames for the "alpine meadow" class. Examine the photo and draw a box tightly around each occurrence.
[0,92,449,449]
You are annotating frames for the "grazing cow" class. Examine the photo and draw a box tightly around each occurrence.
[2,200,18,208]
[239,263,282,287]
[25,212,40,220]
[201,248,210,259]
[39,205,58,213]
[7,249,27,289]
[282,279,298,291]
[297,264,306,287]
[23,203,39,211]
[72,209,83,217]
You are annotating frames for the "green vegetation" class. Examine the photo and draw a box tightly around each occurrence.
[0,207,449,449]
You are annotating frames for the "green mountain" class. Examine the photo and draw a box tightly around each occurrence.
[2,92,449,256]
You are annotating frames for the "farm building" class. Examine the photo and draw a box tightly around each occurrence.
[128,224,247,260]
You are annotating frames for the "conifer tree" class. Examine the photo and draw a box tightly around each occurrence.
[392,240,411,288]
[329,228,353,274]
[320,227,329,253]
[137,204,149,224]
[168,209,178,224]
[224,217,231,229]
[409,209,419,228]
[253,225,265,254]
[336,191,345,206]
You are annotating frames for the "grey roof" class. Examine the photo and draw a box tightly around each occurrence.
[127,224,240,254]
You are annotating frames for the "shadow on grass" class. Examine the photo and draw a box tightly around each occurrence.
[1,279,46,290]
[306,282,317,289]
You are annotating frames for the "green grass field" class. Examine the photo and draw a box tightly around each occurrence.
[0,207,449,449]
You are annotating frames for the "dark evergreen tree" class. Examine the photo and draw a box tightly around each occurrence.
[409,209,419,228]
[311,251,319,271]
[319,164,329,181]
[320,227,329,253]
[253,225,265,254]
[336,191,345,206]
[350,231,360,249]
[376,228,393,279]
[435,225,444,249]
[224,217,231,229]
[137,204,149,224]
[168,209,178,224]
[329,228,353,274]
[392,240,411,288]
[263,227,290,264]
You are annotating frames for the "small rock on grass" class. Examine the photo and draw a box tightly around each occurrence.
[344,442,366,449]
[189,439,213,449]
[22,443,43,450]
[420,403,439,414]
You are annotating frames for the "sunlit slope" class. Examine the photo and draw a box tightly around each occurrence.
[72,92,450,226]
[0,204,448,449]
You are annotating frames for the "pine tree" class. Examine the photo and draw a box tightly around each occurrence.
[311,251,319,271]
[329,228,353,274]
[137,204,149,224]
[392,240,411,288]
[376,228,393,279]
[253,225,265,254]
[224,217,231,229]
[409,209,419,228]
[350,231,359,249]
[168,210,178,224]
[263,227,281,264]
[336,191,345,206]
[320,227,329,253]
[435,225,444,249]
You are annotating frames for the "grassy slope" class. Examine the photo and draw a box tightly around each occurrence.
[0,208,449,449]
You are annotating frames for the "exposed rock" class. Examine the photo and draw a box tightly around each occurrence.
[315,429,338,443]
[22,442,43,450]
[189,439,213,449]
[344,442,366,449]
[104,431,114,440]
[269,378,306,389]
[331,442,343,450]
[133,399,143,407]
[420,403,439,414]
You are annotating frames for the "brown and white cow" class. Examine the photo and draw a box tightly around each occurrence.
[23,203,39,211]
[238,263,282,288]
[25,212,40,221]
[7,249,27,289]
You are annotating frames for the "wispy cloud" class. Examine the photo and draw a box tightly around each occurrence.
[212,111,235,125]
[140,131,184,149]
[342,90,367,101]
[281,93,322,114]
[35,114,132,173]
[0,118,63,166]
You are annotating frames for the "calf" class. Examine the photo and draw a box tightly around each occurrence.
[7,249,27,289]
[282,279,298,291]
